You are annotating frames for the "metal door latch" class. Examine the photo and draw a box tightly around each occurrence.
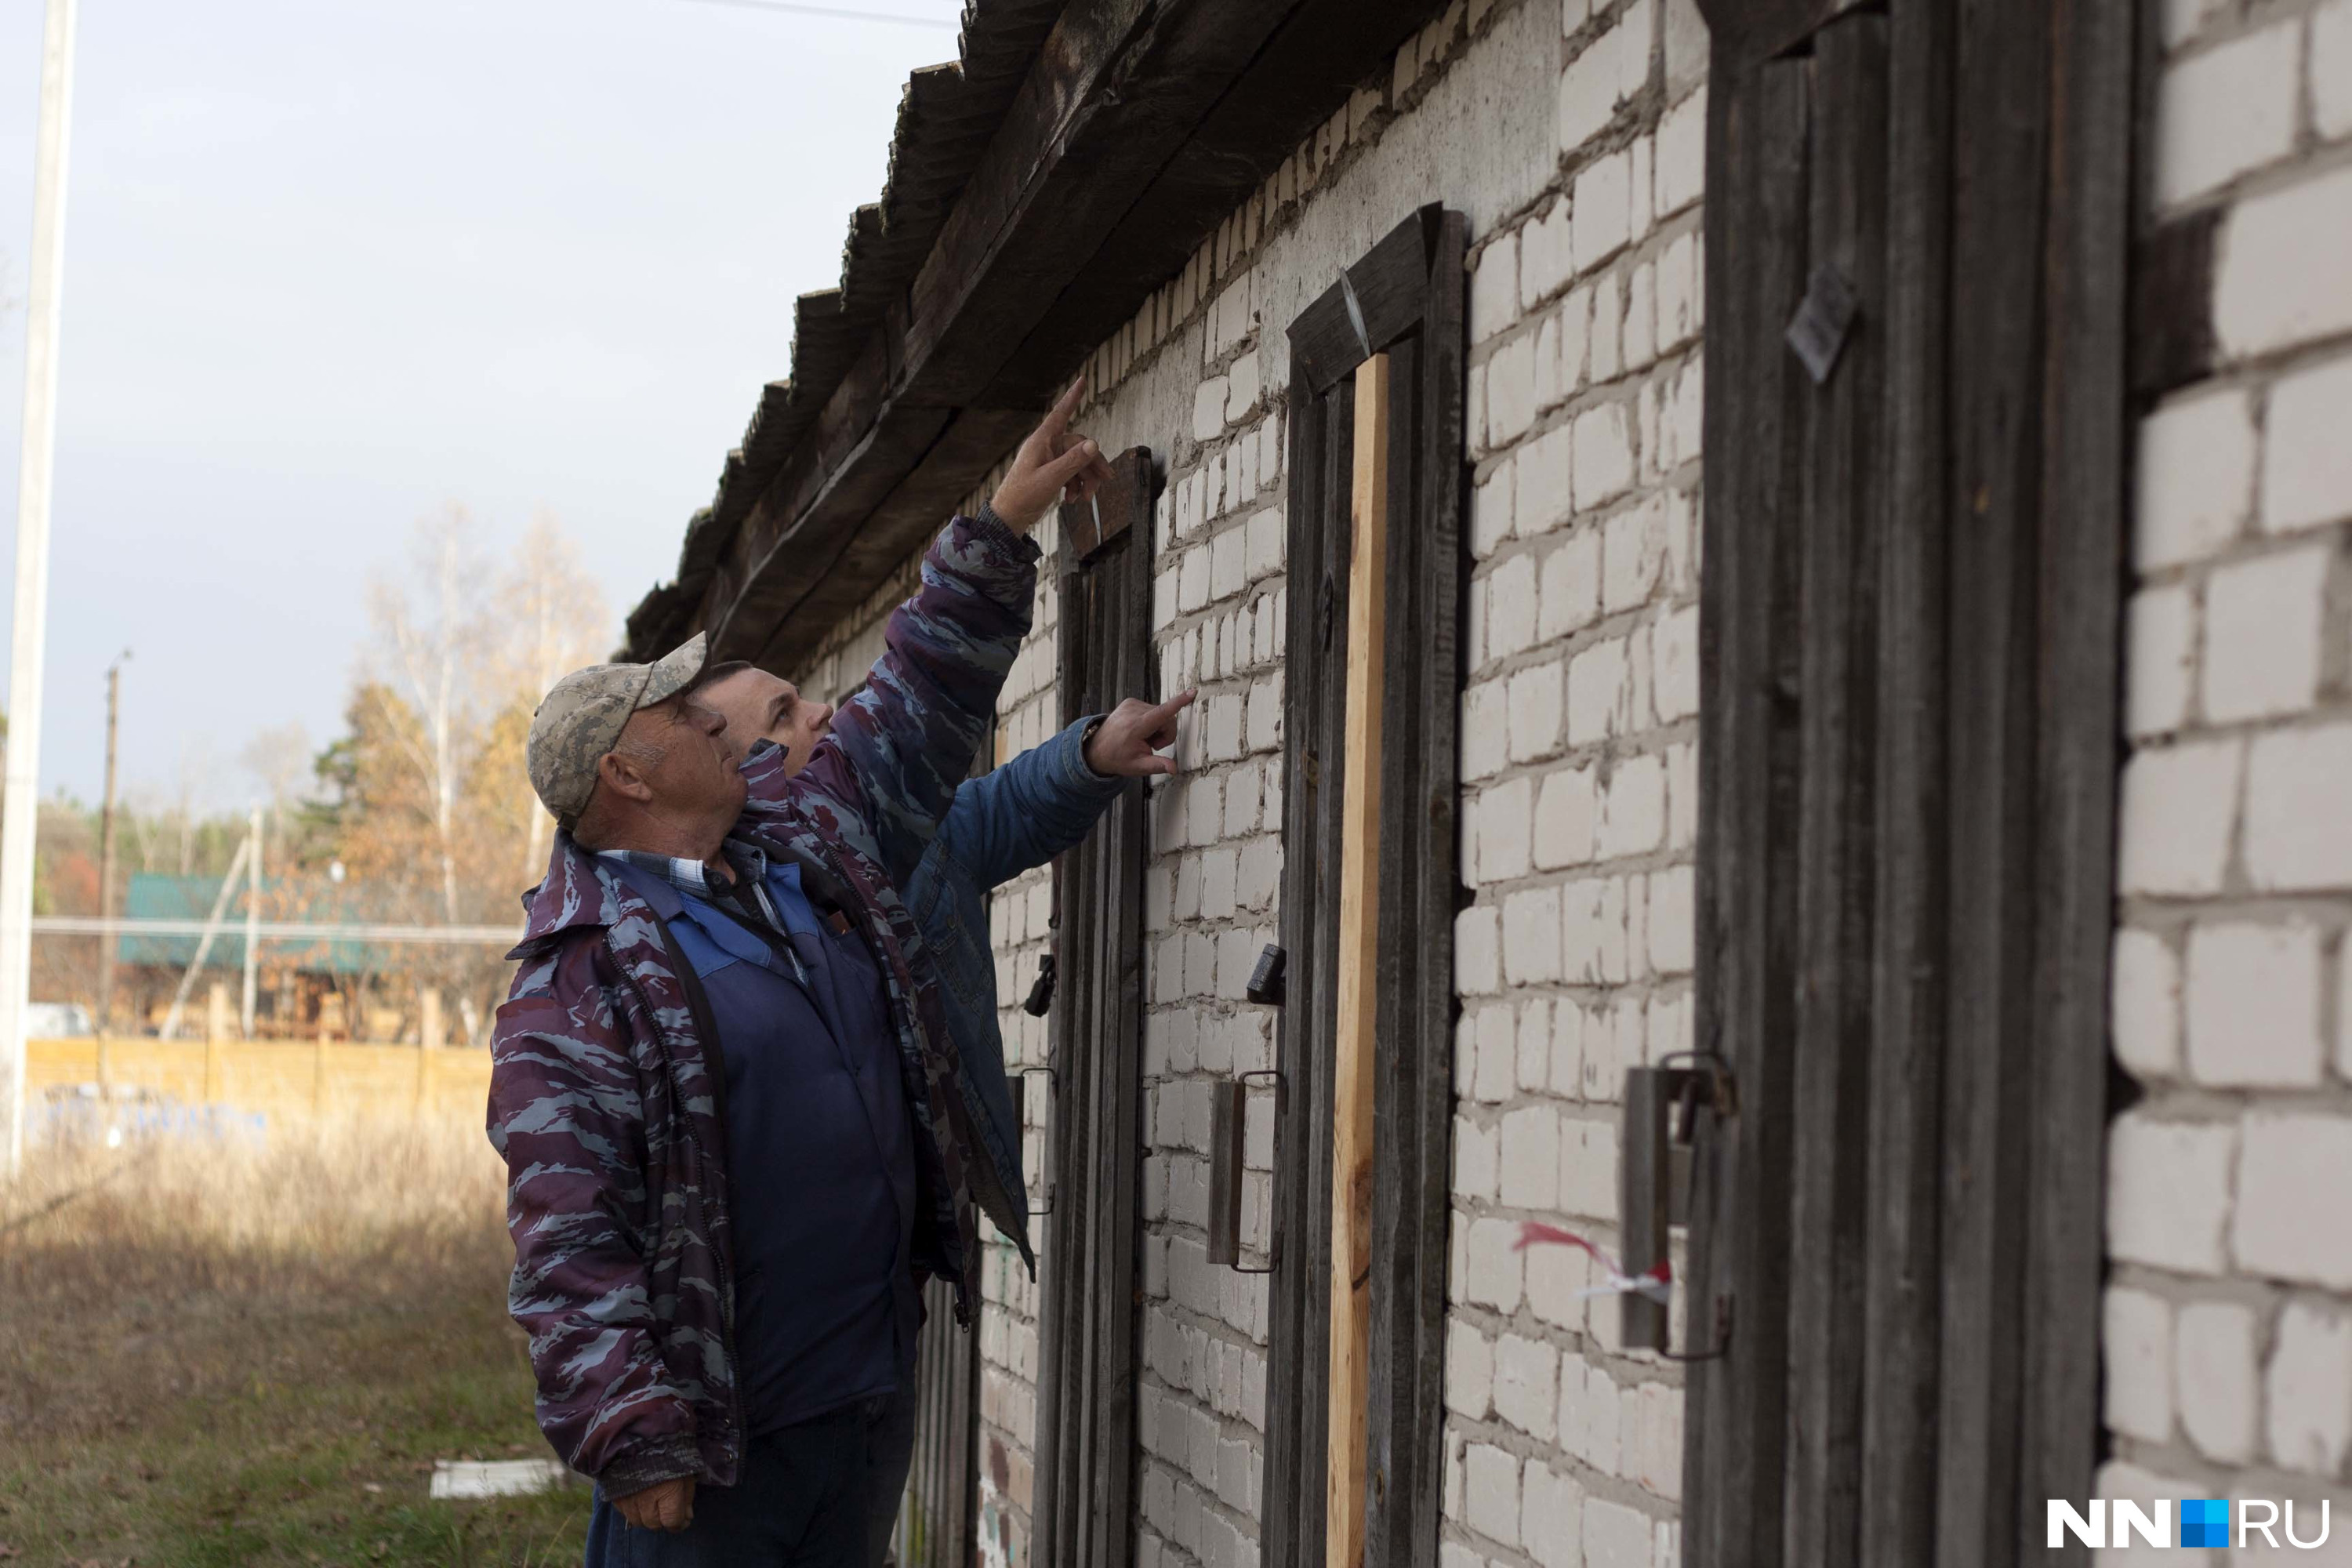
[1245,944,1287,1007]
[1621,1052,1736,1359]
[1022,953,1057,1017]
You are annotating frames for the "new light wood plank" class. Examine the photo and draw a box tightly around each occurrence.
[1325,354,1390,1568]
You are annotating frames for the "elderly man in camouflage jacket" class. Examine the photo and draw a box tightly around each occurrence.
[489,386,1110,1566]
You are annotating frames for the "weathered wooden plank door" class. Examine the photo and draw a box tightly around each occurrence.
[1682,2,2135,1565]
[1032,452,1156,1568]
[898,1276,982,1568]
[1261,202,1465,1568]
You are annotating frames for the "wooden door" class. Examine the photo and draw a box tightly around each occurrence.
[1261,203,1466,1568]
[1032,451,1156,1568]
[1682,2,2135,1565]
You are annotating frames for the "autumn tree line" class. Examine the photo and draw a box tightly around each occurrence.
[24,510,610,1046]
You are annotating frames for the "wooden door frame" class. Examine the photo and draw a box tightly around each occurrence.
[1033,450,1157,1568]
[1261,201,1467,1568]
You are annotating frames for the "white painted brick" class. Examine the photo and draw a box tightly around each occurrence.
[2112,927,2181,1080]
[2125,583,2195,739]
[2319,0,2352,139]
[1597,753,1667,859]
[1628,134,1655,247]
[1520,1461,1584,1568]
[1223,763,1261,838]
[1573,151,1634,274]
[1534,764,1598,869]
[1475,1003,1518,1104]
[1178,546,1211,614]
[1567,637,1632,746]
[2216,164,2352,359]
[1653,605,1698,722]
[1519,996,1555,1091]
[2104,1286,2174,1445]
[1244,507,1284,583]
[2201,543,2328,723]
[2153,22,2300,206]
[1559,1115,1618,1218]
[1490,334,1541,446]
[1457,905,1503,995]
[1194,379,1230,441]
[1590,272,1623,383]
[2175,1299,2259,1464]
[2268,1298,2352,1478]
[2249,724,2352,893]
[1495,1332,1562,1440]
[1630,1381,1682,1503]
[1247,672,1282,752]
[1478,775,1535,884]
[1668,741,1696,849]
[2107,1111,2235,1275]
[1539,529,1602,641]
[1475,462,1515,559]
[1205,691,1244,762]
[1465,1444,1522,1547]
[2236,1112,2352,1290]
[1535,310,1564,412]
[1657,85,1705,219]
[1467,1215,1526,1313]
[1503,885,1565,985]
[1602,494,1668,612]
[1656,231,1698,350]
[1199,848,1238,920]
[1465,679,1510,779]
[1508,662,1567,762]
[1649,866,1693,975]
[1500,1105,1562,1210]
[1227,351,1261,421]
[1557,19,1628,156]
[2342,946,2352,1084]
[1526,1229,1590,1333]
[1489,551,1541,659]
[1623,260,1657,371]
[2116,739,2242,897]
[1573,402,1636,511]
[1446,1318,1495,1418]
[1559,287,1593,399]
[1563,877,1630,987]
[1474,232,1521,343]
[1455,1112,1500,1203]
[1583,1498,1653,1568]
[1210,524,1249,601]
[2263,351,2352,535]
[1517,424,1575,536]
[1523,198,1576,308]
[2187,922,2324,1087]
[2135,387,2254,569]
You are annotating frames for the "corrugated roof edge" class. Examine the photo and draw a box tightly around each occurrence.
[619,0,1066,661]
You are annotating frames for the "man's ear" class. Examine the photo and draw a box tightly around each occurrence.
[596,750,656,805]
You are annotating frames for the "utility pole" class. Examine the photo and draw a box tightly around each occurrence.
[2,0,82,1180]
[96,650,126,1034]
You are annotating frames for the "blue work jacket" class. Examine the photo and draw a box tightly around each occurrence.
[905,715,1124,1265]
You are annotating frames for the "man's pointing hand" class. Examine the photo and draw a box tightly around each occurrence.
[989,378,1116,533]
[1084,690,1198,779]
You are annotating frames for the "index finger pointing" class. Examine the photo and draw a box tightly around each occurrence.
[1156,688,1200,717]
[1041,376,1086,436]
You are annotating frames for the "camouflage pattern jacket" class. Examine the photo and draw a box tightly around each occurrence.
[486,514,1037,1496]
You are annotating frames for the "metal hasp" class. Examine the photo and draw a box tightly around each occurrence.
[1244,942,1287,1006]
[1208,1070,1285,1271]
[1022,953,1058,1017]
[1621,1054,1736,1356]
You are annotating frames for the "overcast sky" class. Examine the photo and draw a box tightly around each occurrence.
[0,0,963,811]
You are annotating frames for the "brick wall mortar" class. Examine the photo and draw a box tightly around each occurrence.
[2103,0,2352,1522]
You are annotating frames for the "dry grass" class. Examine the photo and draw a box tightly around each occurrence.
[0,1117,587,1566]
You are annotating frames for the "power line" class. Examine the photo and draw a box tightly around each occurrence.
[672,0,960,27]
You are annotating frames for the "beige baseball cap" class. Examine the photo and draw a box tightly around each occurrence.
[527,633,709,827]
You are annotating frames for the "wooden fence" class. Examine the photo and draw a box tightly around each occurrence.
[25,1038,493,1130]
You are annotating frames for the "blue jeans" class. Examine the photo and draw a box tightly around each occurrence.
[586,1396,902,1568]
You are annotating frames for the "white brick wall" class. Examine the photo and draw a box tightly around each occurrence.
[799,5,1697,1565]
[2107,0,2352,1523]
[1449,2,1699,1563]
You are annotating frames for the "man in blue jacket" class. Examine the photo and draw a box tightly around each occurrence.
[702,664,1192,1563]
